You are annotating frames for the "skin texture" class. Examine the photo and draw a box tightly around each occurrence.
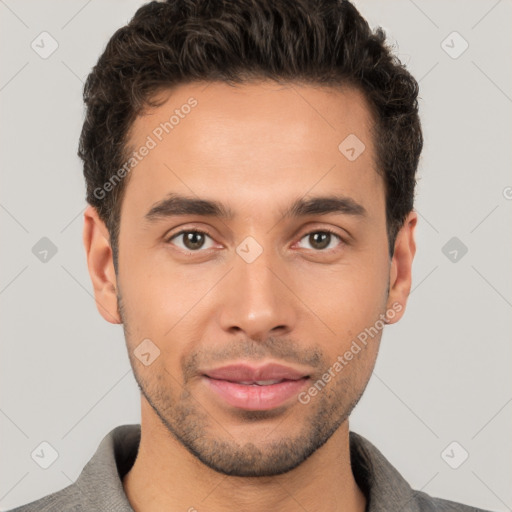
[83,81,417,512]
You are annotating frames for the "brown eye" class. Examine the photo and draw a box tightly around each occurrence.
[297,230,343,251]
[168,230,214,251]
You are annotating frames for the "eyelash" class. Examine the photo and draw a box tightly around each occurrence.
[166,227,346,253]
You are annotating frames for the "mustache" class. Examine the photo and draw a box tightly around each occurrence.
[182,336,325,381]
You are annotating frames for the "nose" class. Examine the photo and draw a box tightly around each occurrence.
[217,244,298,341]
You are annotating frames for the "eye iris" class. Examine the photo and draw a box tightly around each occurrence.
[309,232,331,250]
[183,232,205,250]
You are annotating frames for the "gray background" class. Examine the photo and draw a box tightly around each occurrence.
[1,0,511,510]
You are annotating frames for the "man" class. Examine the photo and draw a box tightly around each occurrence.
[8,0,495,511]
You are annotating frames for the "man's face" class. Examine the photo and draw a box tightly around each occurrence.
[88,81,413,477]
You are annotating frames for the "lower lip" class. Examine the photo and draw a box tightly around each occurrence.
[203,376,309,411]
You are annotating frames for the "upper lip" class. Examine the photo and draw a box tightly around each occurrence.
[202,362,310,382]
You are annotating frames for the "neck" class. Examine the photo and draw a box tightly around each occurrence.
[123,400,366,512]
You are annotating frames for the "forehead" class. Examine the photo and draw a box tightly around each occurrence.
[122,80,382,219]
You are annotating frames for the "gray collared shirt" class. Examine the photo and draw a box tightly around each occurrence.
[7,424,494,512]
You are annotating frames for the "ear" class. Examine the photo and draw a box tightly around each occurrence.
[385,211,417,324]
[82,205,121,324]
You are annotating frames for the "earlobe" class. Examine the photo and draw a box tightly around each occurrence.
[385,211,417,324]
[82,205,122,324]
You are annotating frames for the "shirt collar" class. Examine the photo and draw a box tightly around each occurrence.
[349,431,421,512]
[73,424,420,512]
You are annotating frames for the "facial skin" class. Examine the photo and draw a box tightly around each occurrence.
[83,81,416,512]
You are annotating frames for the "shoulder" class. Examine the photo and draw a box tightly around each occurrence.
[5,424,140,512]
[4,483,84,512]
[413,489,494,512]
[349,431,496,512]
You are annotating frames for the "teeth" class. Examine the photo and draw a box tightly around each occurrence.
[256,379,282,385]
[238,379,283,386]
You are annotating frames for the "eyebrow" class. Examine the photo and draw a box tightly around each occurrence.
[144,193,367,223]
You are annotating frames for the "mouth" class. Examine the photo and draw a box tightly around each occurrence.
[201,362,311,411]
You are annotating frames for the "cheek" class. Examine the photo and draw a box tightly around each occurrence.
[118,250,218,345]
[293,258,389,333]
